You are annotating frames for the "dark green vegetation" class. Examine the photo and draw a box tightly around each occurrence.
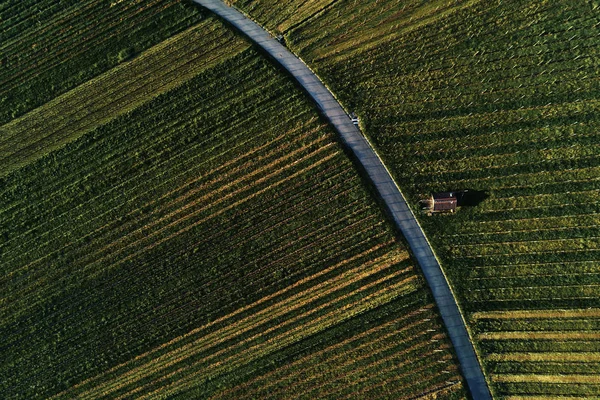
[1,14,465,398]
[0,0,203,124]
[0,18,249,177]
[230,0,600,397]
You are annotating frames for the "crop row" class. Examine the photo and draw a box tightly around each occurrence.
[218,307,462,399]
[1,54,282,282]
[0,51,280,257]
[1,39,463,400]
[53,250,417,398]
[0,0,176,84]
[136,284,440,400]
[2,136,352,327]
[2,139,344,323]
[44,241,397,398]
[0,19,248,177]
[472,308,600,397]
[219,303,440,397]
[0,0,203,124]
[2,48,349,396]
[0,53,277,238]
[226,0,600,398]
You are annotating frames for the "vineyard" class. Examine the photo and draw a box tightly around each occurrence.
[0,13,465,398]
[229,0,600,398]
[0,0,203,124]
[0,18,249,177]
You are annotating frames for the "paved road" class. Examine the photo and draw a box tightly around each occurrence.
[193,1,493,398]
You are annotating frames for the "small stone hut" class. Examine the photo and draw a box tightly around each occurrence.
[430,192,458,213]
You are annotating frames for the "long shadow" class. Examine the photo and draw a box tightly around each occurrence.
[456,189,489,207]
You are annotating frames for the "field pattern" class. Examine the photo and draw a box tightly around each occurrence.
[229,0,600,397]
[0,0,203,124]
[474,309,600,398]
[0,18,249,177]
[1,41,465,399]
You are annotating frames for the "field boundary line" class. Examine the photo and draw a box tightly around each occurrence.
[192,1,492,399]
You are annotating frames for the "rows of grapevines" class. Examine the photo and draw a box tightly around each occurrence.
[0,18,249,177]
[228,0,600,397]
[0,0,203,123]
[1,45,465,398]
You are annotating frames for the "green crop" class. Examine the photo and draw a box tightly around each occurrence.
[230,0,600,397]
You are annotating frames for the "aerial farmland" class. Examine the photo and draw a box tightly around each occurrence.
[2,0,598,399]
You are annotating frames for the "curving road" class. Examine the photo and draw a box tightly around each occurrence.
[193,1,493,398]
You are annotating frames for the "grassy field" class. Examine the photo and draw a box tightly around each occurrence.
[0,0,203,124]
[1,15,466,398]
[229,0,600,397]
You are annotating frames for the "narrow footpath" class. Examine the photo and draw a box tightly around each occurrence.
[193,1,493,398]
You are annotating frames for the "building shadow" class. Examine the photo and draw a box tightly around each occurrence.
[456,189,489,207]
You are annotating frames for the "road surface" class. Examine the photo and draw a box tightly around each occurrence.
[193,1,493,398]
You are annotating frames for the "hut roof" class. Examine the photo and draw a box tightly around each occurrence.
[432,192,457,211]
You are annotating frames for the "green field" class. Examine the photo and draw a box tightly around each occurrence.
[230,0,600,397]
[0,12,466,399]
[0,17,249,177]
[0,0,203,124]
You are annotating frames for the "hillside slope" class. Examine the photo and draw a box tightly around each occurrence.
[229,0,600,397]
[0,0,204,124]
[0,17,248,177]
[0,16,466,400]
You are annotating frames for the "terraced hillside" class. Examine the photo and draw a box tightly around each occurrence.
[0,15,466,400]
[229,0,600,397]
